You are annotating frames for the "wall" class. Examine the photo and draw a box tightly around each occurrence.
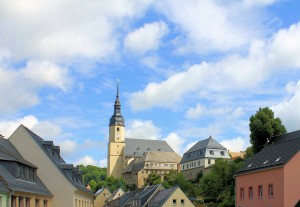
[163,188,194,207]
[94,188,111,207]
[235,167,284,207]
[9,126,76,207]
[0,193,8,207]
[284,151,300,207]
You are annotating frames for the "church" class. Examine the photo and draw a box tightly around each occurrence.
[107,82,181,187]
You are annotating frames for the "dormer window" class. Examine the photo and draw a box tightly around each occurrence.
[198,150,202,156]
[210,150,214,155]
[220,151,225,156]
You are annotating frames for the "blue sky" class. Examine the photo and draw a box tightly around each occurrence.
[1,0,300,167]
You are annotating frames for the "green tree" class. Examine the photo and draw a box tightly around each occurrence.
[249,107,286,153]
[145,172,161,186]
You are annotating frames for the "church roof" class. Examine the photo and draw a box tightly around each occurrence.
[124,138,174,158]
[185,136,227,154]
[236,130,300,175]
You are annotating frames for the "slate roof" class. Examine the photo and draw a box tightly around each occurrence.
[236,130,300,175]
[0,138,36,168]
[20,125,94,196]
[0,138,52,196]
[123,151,181,173]
[0,180,9,193]
[119,191,135,207]
[180,137,230,163]
[124,138,174,158]
[123,184,163,207]
[147,187,177,207]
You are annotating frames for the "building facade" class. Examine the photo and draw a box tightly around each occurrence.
[107,83,181,187]
[8,125,95,207]
[180,136,231,180]
[0,137,52,207]
[235,130,300,207]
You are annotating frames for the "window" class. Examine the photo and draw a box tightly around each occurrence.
[269,184,273,197]
[208,159,211,165]
[19,197,24,207]
[182,165,184,170]
[249,187,253,199]
[198,150,202,156]
[180,199,184,205]
[210,150,214,155]
[16,165,21,178]
[117,127,119,132]
[26,198,30,207]
[258,186,263,198]
[240,188,244,199]
[198,161,200,166]
[172,199,176,206]
[35,199,40,207]
[43,200,48,207]
[220,151,225,156]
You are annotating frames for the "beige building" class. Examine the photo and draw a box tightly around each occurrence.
[94,187,112,207]
[148,186,194,207]
[107,83,181,187]
[122,151,181,188]
[180,136,231,180]
[9,125,95,207]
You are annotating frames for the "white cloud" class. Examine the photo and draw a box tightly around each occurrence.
[183,141,198,154]
[99,158,107,168]
[0,0,153,63]
[272,81,300,132]
[32,121,62,140]
[125,119,161,140]
[129,22,300,111]
[74,155,98,166]
[221,137,248,152]
[124,21,168,55]
[163,133,184,155]
[185,104,204,119]
[156,0,266,54]
[0,61,72,114]
[0,115,38,137]
[243,0,278,7]
[59,139,77,156]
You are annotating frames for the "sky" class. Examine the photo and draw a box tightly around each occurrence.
[1,0,300,167]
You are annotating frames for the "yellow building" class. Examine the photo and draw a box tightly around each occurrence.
[9,125,95,207]
[107,82,181,186]
[94,187,112,207]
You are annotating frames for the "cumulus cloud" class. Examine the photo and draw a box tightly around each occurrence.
[272,81,300,132]
[221,137,248,152]
[99,158,107,168]
[74,155,98,166]
[59,139,77,156]
[163,133,184,155]
[124,21,168,55]
[0,61,72,114]
[156,0,266,54]
[129,22,300,111]
[0,115,38,137]
[0,0,153,63]
[125,119,161,140]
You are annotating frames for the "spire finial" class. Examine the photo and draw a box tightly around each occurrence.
[116,79,120,97]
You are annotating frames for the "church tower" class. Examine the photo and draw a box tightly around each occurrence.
[107,80,125,178]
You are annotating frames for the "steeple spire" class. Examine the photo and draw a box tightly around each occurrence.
[109,79,125,126]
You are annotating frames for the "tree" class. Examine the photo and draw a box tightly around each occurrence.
[249,107,286,153]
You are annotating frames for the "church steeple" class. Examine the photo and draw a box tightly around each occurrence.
[109,80,125,127]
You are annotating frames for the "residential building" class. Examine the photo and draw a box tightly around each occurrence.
[180,136,231,180]
[122,151,181,188]
[106,188,125,204]
[8,125,95,207]
[235,130,300,207]
[107,185,193,207]
[148,186,194,207]
[94,187,112,207]
[123,184,163,207]
[0,137,52,207]
[107,82,180,185]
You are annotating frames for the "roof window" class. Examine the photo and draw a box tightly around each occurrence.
[247,164,252,168]
[275,157,281,162]
[263,160,269,164]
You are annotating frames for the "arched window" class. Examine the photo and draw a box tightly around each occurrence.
[210,150,214,155]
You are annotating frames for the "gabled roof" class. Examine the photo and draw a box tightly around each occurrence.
[180,137,230,163]
[147,187,178,207]
[185,137,226,154]
[236,130,300,175]
[124,139,174,158]
[18,125,94,196]
[0,138,51,196]
[123,184,163,207]
[0,138,36,168]
[95,186,111,196]
[119,191,135,207]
